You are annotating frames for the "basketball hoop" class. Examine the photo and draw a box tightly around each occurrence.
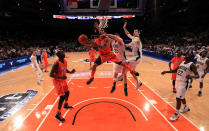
[99,19,108,29]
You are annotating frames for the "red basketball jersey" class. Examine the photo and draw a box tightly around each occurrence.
[89,49,96,57]
[43,52,48,61]
[95,37,111,56]
[53,59,67,80]
[170,56,184,70]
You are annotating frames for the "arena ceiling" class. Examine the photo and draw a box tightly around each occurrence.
[0,0,208,32]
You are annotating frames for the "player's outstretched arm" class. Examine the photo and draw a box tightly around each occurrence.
[161,68,178,75]
[67,69,76,74]
[123,21,134,39]
[187,64,199,79]
[50,62,66,79]
[101,34,123,45]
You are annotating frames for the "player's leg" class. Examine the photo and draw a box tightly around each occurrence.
[44,61,48,72]
[198,72,204,96]
[180,98,190,113]
[188,78,193,88]
[54,81,67,122]
[171,72,176,93]
[170,97,181,121]
[36,68,42,85]
[172,80,176,93]
[55,95,65,122]
[128,61,142,90]
[124,57,142,90]
[86,57,102,85]
[123,68,128,96]
[170,81,189,121]
[111,64,122,93]
[63,91,73,109]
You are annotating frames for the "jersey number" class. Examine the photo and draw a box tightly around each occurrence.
[177,70,183,76]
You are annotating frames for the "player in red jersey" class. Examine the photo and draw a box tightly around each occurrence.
[81,31,139,94]
[169,50,185,93]
[50,51,76,123]
[42,49,48,72]
[89,48,96,68]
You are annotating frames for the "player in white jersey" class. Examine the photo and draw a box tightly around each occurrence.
[161,52,199,122]
[122,21,143,90]
[102,33,141,96]
[31,51,43,85]
[195,50,209,96]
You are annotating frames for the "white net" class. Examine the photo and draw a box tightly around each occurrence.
[99,19,108,29]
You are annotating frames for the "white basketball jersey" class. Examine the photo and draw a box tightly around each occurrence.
[112,40,126,61]
[196,54,208,72]
[176,61,193,81]
[131,37,142,58]
[31,55,39,69]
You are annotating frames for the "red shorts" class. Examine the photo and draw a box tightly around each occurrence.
[100,52,121,64]
[171,73,176,80]
[90,57,95,62]
[44,61,48,66]
[53,79,68,96]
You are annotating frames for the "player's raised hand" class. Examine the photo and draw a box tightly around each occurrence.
[123,21,127,28]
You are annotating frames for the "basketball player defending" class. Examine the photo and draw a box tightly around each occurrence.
[122,21,143,90]
[169,50,184,93]
[50,51,76,122]
[102,33,141,96]
[162,52,199,121]
[42,49,48,72]
[31,51,42,85]
[195,50,209,96]
[89,48,96,69]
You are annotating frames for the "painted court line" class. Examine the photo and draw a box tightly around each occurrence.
[59,96,148,127]
[14,87,54,131]
[35,97,59,131]
[36,79,72,131]
[137,78,200,130]
[128,78,178,131]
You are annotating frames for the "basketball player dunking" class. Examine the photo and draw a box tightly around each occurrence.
[162,52,199,121]
[31,51,43,85]
[81,25,139,89]
[50,51,75,122]
[195,50,209,96]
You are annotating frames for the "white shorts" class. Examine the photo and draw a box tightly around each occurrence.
[198,71,204,83]
[176,80,189,99]
[126,56,141,71]
[113,63,123,74]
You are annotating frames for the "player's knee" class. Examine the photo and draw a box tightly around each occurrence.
[59,96,65,102]
[65,91,69,97]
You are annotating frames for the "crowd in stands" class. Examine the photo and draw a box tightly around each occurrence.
[142,31,209,57]
[1,30,208,61]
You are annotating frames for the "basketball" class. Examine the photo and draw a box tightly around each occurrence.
[78,34,88,45]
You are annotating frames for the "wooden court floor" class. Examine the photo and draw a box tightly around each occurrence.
[0,52,208,131]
